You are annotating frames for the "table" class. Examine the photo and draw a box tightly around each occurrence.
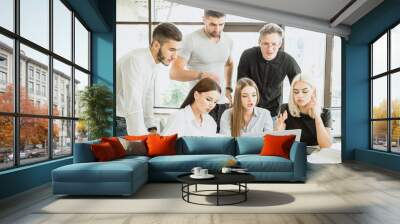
[177,172,255,206]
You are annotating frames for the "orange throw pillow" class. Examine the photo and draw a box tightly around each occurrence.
[146,134,178,157]
[91,142,117,161]
[260,134,296,159]
[124,135,148,142]
[101,137,127,158]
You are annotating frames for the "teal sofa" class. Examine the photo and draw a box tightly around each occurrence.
[52,136,306,196]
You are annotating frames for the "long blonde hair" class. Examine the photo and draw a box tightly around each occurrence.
[231,78,260,137]
[288,73,320,118]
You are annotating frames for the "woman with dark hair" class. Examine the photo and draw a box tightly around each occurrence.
[220,77,273,137]
[162,78,221,136]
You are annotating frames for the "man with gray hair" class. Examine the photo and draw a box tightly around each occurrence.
[237,23,301,118]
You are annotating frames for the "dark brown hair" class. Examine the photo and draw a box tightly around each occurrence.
[180,78,221,108]
[152,23,182,45]
[204,10,225,18]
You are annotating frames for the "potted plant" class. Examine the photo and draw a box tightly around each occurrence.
[79,84,113,140]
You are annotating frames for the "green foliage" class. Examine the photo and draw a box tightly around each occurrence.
[79,84,113,140]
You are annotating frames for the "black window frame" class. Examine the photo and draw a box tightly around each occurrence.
[370,20,400,154]
[0,0,92,171]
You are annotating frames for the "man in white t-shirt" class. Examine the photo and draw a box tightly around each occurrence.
[170,10,234,130]
[116,23,182,135]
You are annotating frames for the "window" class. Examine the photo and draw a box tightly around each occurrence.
[53,59,72,117]
[285,27,326,105]
[0,0,14,32]
[53,0,72,60]
[0,71,6,85]
[28,81,34,94]
[28,67,34,80]
[370,23,400,153]
[20,0,49,49]
[0,0,91,170]
[75,18,89,70]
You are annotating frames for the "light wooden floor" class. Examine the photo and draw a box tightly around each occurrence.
[1,162,400,224]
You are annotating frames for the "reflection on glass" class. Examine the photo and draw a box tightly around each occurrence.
[391,73,400,118]
[0,116,13,170]
[53,0,72,60]
[372,121,387,151]
[20,44,49,115]
[285,26,326,105]
[75,120,88,143]
[372,33,387,76]
[0,0,14,31]
[372,77,387,119]
[152,0,203,22]
[332,36,342,108]
[392,120,400,153]
[20,117,49,165]
[53,59,72,117]
[391,24,400,70]
[53,119,72,158]
[20,0,49,49]
[75,18,89,70]
[117,0,148,22]
[116,25,149,60]
[74,69,89,118]
[0,35,14,113]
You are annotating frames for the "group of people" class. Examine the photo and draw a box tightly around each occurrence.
[116,10,332,148]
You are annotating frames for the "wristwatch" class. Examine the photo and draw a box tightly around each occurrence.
[225,86,233,92]
[147,127,157,132]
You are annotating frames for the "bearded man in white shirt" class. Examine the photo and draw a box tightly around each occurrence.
[116,23,182,135]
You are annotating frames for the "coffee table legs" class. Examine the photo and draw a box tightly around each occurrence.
[181,183,249,206]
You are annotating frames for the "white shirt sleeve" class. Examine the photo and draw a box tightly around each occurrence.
[143,78,157,129]
[263,110,274,131]
[162,111,183,136]
[117,56,148,135]
[219,110,232,136]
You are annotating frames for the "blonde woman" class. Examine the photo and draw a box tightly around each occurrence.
[220,78,273,137]
[276,73,332,148]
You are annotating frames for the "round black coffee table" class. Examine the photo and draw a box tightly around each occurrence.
[177,173,255,206]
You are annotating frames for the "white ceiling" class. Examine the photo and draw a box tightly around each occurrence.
[170,0,384,37]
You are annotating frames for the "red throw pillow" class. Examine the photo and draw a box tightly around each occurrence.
[260,134,296,159]
[101,137,126,158]
[146,134,178,157]
[124,135,148,142]
[91,142,117,161]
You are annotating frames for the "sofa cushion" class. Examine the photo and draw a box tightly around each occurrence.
[101,137,127,158]
[236,155,293,172]
[236,136,263,155]
[118,138,147,156]
[176,136,235,155]
[74,140,100,163]
[260,134,296,159]
[148,154,235,172]
[91,142,118,161]
[146,134,178,157]
[53,158,147,183]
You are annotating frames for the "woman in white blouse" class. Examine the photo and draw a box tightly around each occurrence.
[220,78,273,137]
[162,78,221,137]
